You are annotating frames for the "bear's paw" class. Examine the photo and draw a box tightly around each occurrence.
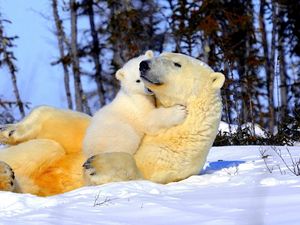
[0,124,18,144]
[0,123,30,145]
[0,161,16,192]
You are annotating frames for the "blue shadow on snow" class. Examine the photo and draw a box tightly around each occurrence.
[200,160,246,175]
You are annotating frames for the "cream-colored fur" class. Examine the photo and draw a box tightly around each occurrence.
[83,51,187,158]
[0,107,91,196]
[83,152,142,186]
[84,52,224,185]
[0,106,91,153]
[134,52,225,183]
[0,52,224,196]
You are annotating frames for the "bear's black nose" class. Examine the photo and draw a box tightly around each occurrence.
[139,60,150,73]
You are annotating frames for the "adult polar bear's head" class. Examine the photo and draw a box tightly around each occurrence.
[139,52,225,106]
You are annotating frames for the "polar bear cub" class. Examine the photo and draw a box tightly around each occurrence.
[82,51,187,158]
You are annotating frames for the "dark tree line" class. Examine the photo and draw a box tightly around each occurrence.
[0,0,299,133]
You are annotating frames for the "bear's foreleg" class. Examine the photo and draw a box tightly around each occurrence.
[142,105,187,135]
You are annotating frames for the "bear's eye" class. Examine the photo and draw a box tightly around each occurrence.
[136,79,141,83]
[174,62,181,68]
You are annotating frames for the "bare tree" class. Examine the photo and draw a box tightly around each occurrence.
[86,0,105,106]
[277,4,288,117]
[268,1,278,133]
[52,0,73,109]
[70,0,90,113]
[0,17,25,117]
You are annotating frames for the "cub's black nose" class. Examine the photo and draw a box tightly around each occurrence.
[139,60,150,73]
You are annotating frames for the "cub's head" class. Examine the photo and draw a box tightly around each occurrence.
[116,50,154,95]
[139,52,225,106]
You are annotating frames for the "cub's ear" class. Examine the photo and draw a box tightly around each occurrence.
[145,50,154,58]
[116,69,125,80]
[210,72,225,89]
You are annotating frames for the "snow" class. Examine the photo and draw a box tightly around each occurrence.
[1,146,300,225]
[219,121,266,137]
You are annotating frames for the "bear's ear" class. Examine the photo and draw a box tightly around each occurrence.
[116,69,125,80]
[210,72,225,89]
[145,50,154,58]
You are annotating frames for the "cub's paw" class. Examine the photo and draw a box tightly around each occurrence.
[0,161,16,192]
[83,155,100,186]
[83,153,142,186]
[83,154,115,186]
[169,104,188,126]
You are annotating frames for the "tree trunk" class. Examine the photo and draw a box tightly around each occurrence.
[6,59,25,117]
[86,0,106,107]
[242,39,251,125]
[277,5,288,118]
[166,0,182,53]
[279,40,288,115]
[70,0,86,112]
[0,24,25,117]
[268,2,278,133]
[52,0,73,110]
[259,0,274,131]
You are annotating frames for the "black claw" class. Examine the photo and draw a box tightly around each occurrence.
[11,172,15,180]
[0,126,7,131]
[83,155,96,169]
[90,172,96,176]
[88,155,95,161]
[8,130,15,137]
[10,181,14,186]
[83,162,92,169]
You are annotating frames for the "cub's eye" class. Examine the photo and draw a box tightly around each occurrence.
[174,62,181,68]
[136,79,141,83]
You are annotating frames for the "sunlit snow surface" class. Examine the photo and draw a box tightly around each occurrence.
[218,121,266,137]
[1,146,300,225]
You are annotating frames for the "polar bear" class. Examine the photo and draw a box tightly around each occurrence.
[82,51,187,185]
[85,52,225,184]
[83,51,187,158]
[134,52,225,183]
[0,52,224,196]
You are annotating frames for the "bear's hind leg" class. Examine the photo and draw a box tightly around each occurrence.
[0,120,41,145]
[0,106,56,145]
[0,123,29,145]
[0,161,16,192]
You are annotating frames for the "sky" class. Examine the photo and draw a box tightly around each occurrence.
[0,0,68,113]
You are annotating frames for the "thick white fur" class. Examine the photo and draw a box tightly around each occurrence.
[134,52,225,183]
[0,52,224,195]
[83,51,187,158]
[83,152,143,186]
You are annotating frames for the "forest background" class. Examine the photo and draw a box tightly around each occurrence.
[0,0,299,144]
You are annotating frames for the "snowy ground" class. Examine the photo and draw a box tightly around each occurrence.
[1,145,300,225]
[218,121,266,137]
